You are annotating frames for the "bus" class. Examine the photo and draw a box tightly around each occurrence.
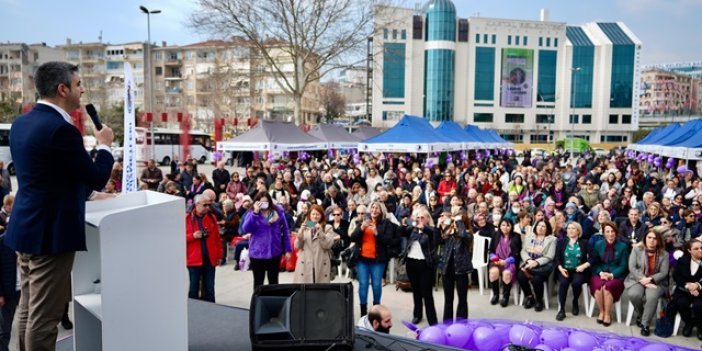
[0,124,13,175]
[135,127,213,166]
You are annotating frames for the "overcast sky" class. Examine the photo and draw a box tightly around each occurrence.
[2,0,700,65]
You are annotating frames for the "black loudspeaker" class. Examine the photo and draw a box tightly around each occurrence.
[250,283,354,350]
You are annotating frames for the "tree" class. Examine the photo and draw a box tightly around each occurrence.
[320,82,346,119]
[189,0,384,125]
[0,101,20,123]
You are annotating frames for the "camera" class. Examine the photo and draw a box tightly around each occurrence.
[443,218,452,226]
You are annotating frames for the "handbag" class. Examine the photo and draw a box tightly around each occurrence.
[525,262,554,275]
[654,298,675,337]
[342,244,360,269]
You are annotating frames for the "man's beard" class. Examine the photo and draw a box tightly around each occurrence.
[375,325,390,334]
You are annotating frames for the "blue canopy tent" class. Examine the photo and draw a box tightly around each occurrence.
[435,121,479,149]
[629,123,681,153]
[650,119,702,158]
[656,119,702,159]
[463,125,512,149]
[358,115,462,153]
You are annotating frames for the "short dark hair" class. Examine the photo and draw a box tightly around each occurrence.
[34,61,79,98]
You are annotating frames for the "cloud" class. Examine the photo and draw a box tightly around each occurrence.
[615,0,702,16]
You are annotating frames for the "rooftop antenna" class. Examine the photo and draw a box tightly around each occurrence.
[98,30,103,42]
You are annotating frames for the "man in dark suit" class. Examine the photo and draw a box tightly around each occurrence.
[5,61,114,351]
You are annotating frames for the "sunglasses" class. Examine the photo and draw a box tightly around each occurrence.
[333,213,342,216]
[201,203,211,207]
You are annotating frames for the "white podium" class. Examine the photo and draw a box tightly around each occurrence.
[72,191,188,351]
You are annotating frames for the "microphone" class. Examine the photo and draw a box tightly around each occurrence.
[85,104,103,130]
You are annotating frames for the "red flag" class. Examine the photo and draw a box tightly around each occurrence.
[177,112,183,122]
[161,112,168,122]
[145,112,153,122]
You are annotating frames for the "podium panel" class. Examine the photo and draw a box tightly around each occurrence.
[73,191,187,351]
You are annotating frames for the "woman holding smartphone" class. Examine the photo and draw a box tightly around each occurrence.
[293,204,339,284]
[349,201,396,317]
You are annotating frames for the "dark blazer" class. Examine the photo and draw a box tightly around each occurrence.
[673,254,702,296]
[0,234,18,300]
[554,237,590,270]
[488,231,522,268]
[6,104,114,254]
[349,218,397,263]
[400,225,441,268]
[438,221,474,275]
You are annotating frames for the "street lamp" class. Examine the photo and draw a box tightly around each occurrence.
[140,5,161,160]
[570,67,582,163]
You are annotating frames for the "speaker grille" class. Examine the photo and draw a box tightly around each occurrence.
[292,290,344,339]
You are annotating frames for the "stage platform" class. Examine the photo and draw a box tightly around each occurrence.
[56,299,462,351]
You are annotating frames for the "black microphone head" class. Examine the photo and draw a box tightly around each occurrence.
[85,104,98,117]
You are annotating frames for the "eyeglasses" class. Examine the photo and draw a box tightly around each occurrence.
[333,213,342,216]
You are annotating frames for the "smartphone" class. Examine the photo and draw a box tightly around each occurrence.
[364,213,372,221]
[306,220,316,228]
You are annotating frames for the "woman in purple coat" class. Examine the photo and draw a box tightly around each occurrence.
[241,192,292,288]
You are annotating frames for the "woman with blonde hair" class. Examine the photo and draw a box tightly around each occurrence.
[400,205,440,325]
[349,201,397,317]
[294,204,339,283]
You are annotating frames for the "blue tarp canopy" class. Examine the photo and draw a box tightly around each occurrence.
[463,125,512,148]
[434,121,479,149]
[358,115,462,153]
[629,119,702,159]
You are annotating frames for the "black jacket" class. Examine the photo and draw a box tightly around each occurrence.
[673,254,702,298]
[554,238,590,272]
[488,231,522,268]
[438,221,474,275]
[400,225,441,268]
[349,218,397,263]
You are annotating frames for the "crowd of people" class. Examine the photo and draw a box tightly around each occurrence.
[140,148,702,340]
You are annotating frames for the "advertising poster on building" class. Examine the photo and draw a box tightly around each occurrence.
[500,48,534,108]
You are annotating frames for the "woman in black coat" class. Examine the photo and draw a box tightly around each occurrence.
[554,222,590,321]
[400,206,440,326]
[672,239,702,338]
[488,219,522,307]
[437,211,474,322]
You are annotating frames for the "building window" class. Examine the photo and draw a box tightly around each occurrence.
[523,37,528,46]
[383,43,406,98]
[383,29,388,39]
[501,134,524,142]
[382,111,403,121]
[622,114,632,124]
[401,30,407,40]
[155,67,163,76]
[570,46,594,108]
[458,19,468,42]
[515,36,520,46]
[569,114,579,123]
[474,47,495,100]
[537,50,557,102]
[610,45,635,108]
[392,29,398,40]
[475,33,480,43]
[582,114,592,124]
[538,37,543,47]
[609,114,618,124]
[536,114,553,123]
[474,113,493,122]
[505,114,525,123]
[601,135,627,142]
[530,134,549,143]
[483,34,488,44]
[492,34,496,44]
[554,38,559,47]
[413,15,423,39]
[546,38,551,47]
[507,35,512,45]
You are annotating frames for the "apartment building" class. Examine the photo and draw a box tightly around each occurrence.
[0,43,62,103]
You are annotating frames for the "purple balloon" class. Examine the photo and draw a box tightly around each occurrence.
[654,157,662,167]
[647,154,655,163]
[444,323,473,348]
[534,345,553,351]
[473,327,501,351]
[603,338,627,348]
[677,165,689,174]
[446,154,453,163]
[509,325,539,348]
[640,344,673,351]
[459,151,467,161]
[475,151,482,160]
[540,328,569,350]
[425,159,434,168]
[418,326,446,345]
[568,331,598,351]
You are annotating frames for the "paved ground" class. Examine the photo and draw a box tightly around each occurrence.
[4,163,701,349]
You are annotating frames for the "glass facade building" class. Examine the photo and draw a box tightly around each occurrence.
[383,43,406,98]
[567,26,594,108]
[474,47,495,100]
[537,50,557,102]
[423,0,456,121]
[598,23,635,108]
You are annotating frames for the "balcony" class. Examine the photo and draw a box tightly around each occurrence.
[164,59,182,66]
[165,87,182,94]
[164,73,183,80]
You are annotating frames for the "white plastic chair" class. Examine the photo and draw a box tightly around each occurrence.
[587,295,622,324]
[471,236,491,295]
[557,283,590,314]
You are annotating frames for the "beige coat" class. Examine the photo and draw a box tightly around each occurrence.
[293,223,336,283]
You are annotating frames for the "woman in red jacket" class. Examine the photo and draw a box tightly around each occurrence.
[437,171,457,199]
[186,194,222,302]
